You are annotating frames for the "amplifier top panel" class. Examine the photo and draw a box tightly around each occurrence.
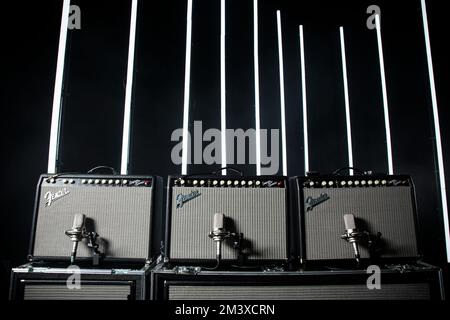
[169,176,286,189]
[40,174,154,188]
[295,175,411,189]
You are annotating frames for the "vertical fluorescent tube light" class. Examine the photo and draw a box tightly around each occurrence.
[375,14,394,175]
[276,10,288,176]
[181,0,193,175]
[299,25,309,174]
[421,0,450,262]
[220,0,227,175]
[120,0,139,175]
[254,0,262,176]
[339,27,354,173]
[47,0,71,174]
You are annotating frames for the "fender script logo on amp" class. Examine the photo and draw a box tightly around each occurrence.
[176,190,201,209]
[44,188,70,207]
[305,193,330,212]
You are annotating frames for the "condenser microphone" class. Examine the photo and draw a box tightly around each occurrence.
[209,213,227,260]
[342,214,362,263]
[65,214,86,264]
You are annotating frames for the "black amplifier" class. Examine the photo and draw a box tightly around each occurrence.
[151,263,444,300]
[10,263,151,300]
[29,174,163,263]
[290,175,421,264]
[165,176,290,264]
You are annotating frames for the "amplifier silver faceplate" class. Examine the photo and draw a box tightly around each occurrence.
[169,187,287,261]
[33,183,153,260]
[302,187,418,260]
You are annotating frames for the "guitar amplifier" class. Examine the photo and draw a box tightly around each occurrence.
[9,263,151,300]
[29,174,163,263]
[165,176,290,263]
[290,175,421,263]
[150,264,444,300]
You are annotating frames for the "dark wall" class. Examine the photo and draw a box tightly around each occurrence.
[1,0,449,299]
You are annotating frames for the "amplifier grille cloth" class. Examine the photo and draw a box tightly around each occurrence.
[24,284,131,300]
[33,186,153,259]
[170,187,287,260]
[303,187,418,260]
[169,283,430,300]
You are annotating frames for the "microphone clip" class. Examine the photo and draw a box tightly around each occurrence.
[65,225,103,266]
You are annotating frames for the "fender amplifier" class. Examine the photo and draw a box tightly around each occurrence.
[290,175,421,263]
[165,176,289,263]
[151,264,444,300]
[29,174,163,263]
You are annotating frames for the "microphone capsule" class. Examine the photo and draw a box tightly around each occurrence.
[213,213,225,231]
[344,214,356,231]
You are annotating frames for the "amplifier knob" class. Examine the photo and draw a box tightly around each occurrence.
[123,180,128,185]
[115,179,121,185]
[321,181,327,187]
[348,181,353,186]
[101,179,107,185]
[88,179,94,184]
[95,179,100,184]
[354,181,360,186]
[361,180,366,186]
[227,180,232,186]
[220,180,225,186]
[309,181,314,187]
[213,180,218,186]
[328,181,334,186]
[382,180,387,185]
[81,179,87,184]
[49,178,56,184]
[108,179,114,185]
[368,180,373,186]
[180,179,185,185]
[341,181,346,186]
[63,179,68,184]
[255,181,261,186]
[248,181,253,186]
[234,180,239,186]
[200,180,205,186]
[375,180,380,185]
[193,180,198,186]
[241,181,246,186]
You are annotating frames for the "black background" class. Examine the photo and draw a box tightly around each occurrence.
[1,0,449,299]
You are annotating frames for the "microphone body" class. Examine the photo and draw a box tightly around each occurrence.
[65,214,86,264]
[341,214,362,263]
[209,213,226,260]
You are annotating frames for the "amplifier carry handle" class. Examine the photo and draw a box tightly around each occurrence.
[87,166,118,175]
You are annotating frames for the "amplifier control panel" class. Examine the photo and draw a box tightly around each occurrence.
[170,177,286,188]
[300,176,410,189]
[42,176,153,188]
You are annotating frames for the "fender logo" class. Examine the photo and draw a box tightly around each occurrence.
[305,193,330,211]
[176,190,201,209]
[44,188,70,207]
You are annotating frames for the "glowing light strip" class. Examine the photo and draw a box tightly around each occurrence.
[181,0,193,175]
[421,0,450,262]
[299,25,309,174]
[254,0,261,176]
[375,14,394,175]
[120,0,138,175]
[221,0,227,175]
[276,10,288,176]
[340,27,354,174]
[47,0,71,174]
